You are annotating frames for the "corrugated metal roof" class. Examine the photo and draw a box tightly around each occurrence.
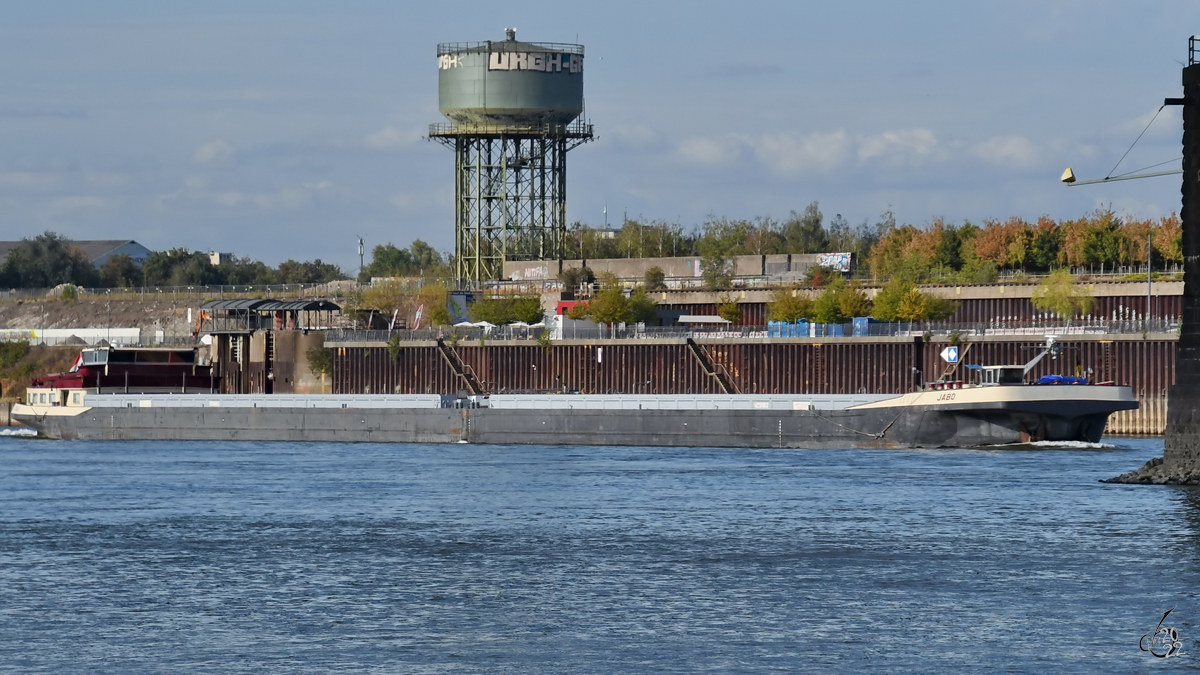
[200,299,341,311]
[201,299,272,311]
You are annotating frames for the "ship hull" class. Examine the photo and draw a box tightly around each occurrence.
[12,398,1130,448]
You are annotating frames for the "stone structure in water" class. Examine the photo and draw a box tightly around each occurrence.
[1110,45,1200,484]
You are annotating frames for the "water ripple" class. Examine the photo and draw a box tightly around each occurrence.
[0,437,1194,673]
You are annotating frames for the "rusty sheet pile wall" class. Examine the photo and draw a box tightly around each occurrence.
[334,341,921,396]
[331,337,1175,435]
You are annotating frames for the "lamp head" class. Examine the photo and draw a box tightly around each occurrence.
[1061,167,1076,184]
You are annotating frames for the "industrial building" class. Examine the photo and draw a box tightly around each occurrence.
[0,239,152,268]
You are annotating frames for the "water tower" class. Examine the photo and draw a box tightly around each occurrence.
[430,29,594,283]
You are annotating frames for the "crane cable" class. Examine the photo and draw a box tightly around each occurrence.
[1105,105,1166,180]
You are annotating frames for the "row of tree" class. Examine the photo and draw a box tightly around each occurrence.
[563,203,883,273]
[0,232,348,289]
[867,210,1182,283]
[357,240,451,282]
[765,268,1099,325]
[553,205,1183,287]
[345,270,1098,330]
[345,273,661,329]
[6,204,1180,291]
[766,277,959,324]
[139,249,346,287]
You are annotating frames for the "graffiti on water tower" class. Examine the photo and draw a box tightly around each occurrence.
[488,51,582,74]
[438,51,583,74]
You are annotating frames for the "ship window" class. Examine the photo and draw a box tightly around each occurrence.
[83,350,108,365]
[39,393,47,404]
[72,393,80,404]
[998,368,1024,384]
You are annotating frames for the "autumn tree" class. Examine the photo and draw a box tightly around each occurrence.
[218,257,279,285]
[415,283,454,327]
[767,287,814,322]
[277,259,346,284]
[968,217,1030,269]
[871,277,913,321]
[1032,269,1094,320]
[0,232,99,288]
[358,279,418,327]
[571,273,658,324]
[559,265,596,291]
[924,294,959,320]
[717,296,743,323]
[896,289,929,321]
[142,249,220,286]
[1155,213,1183,266]
[99,254,143,287]
[700,256,733,291]
[811,277,850,323]
[643,266,667,290]
[871,278,956,321]
[359,240,449,281]
[742,217,784,255]
[1025,216,1062,271]
[781,202,829,253]
[838,284,872,318]
[470,295,545,325]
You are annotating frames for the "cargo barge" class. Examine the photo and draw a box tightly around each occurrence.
[11,340,1137,448]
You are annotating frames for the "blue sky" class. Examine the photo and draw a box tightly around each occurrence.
[0,1,1196,271]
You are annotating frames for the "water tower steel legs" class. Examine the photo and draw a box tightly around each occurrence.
[450,134,571,283]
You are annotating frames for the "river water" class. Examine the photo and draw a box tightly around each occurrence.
[0,436,1196,673]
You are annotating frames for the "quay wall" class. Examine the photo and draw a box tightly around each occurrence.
[329,335,1176,435]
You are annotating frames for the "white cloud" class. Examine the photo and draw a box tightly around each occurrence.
[972,135,1041,169]
[678,136,743,166]
[749,130,850,174]
[83,171,129,188]
[214,187,309,210]
[1102,107,1181,142]
[50,196,115,211]
[608,124,659,147]
[193,139,235,165]
[364,126,420,149]
[389,192,416,209]
[304,180,333,190]
[0,172,61,191]
[857,128,937,165]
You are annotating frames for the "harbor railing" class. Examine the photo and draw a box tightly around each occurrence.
[325,318,1181,345]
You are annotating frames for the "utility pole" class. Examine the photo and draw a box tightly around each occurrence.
[1147,228,1153,333]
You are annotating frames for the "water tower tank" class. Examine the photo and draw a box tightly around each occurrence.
[438,29,584,129]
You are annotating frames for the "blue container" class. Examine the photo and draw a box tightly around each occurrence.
[852,316,879,337]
